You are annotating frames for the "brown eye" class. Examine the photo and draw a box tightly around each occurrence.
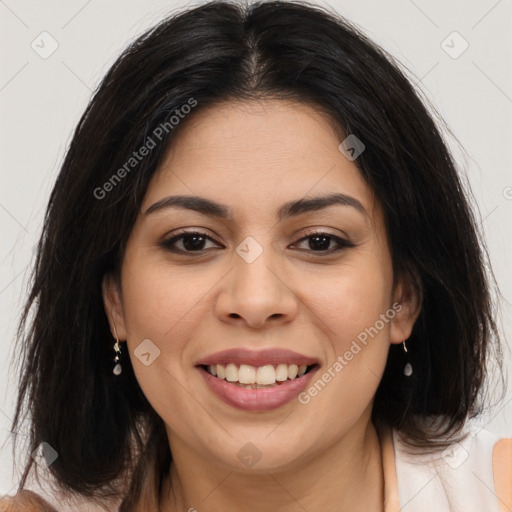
[291,232,354,254]
[160,231,221,253]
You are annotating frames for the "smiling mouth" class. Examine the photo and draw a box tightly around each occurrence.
[199,363,318,388]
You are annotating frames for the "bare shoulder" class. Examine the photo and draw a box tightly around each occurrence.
[0,489,119,512]
[493,437,512,512]
[0,490,58,512]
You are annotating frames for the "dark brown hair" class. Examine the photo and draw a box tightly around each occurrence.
[9,0,503,509]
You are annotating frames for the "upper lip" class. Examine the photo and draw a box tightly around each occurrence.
[196,348,320,367]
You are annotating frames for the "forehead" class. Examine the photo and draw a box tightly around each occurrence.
[141,99,378,225]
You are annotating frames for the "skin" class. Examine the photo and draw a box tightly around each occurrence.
[103,99,421,512]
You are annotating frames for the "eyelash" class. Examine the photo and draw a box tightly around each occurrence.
[160,230,354,256]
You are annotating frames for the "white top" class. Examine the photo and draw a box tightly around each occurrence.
[384,419,509,512]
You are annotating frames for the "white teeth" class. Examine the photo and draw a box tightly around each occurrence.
[275,364,289,381]
[225,363,238,382]
[205,363,312,383]
[256,365,276,385]
[288,364,298,379]
[238,364,256,384]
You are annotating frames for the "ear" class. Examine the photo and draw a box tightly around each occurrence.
[389,269,422,345]
[102,274,128,340]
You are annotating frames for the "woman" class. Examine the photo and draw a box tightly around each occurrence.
[2,1,511,511]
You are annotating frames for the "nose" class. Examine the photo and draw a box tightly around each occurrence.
[214,242,299,330]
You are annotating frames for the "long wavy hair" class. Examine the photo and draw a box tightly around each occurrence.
[9,1,503,510]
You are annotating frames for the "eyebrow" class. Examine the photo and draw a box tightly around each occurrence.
[144,192,367,220]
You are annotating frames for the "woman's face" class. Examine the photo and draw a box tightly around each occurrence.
[104,99,419,471]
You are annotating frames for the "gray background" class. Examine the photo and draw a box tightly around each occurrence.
[1,0,511,495]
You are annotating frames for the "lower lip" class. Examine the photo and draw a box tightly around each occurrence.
[198,366,318,411]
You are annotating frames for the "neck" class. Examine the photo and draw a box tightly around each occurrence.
[159,414,384,512]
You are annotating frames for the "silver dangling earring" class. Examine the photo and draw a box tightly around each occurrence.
[112,324,122,376]
[403,340,412,377]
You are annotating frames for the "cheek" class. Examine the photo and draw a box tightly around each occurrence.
[119,258,212,418]
[297,268,392,429]
[311,260,392,350]
[120,256,212,343]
